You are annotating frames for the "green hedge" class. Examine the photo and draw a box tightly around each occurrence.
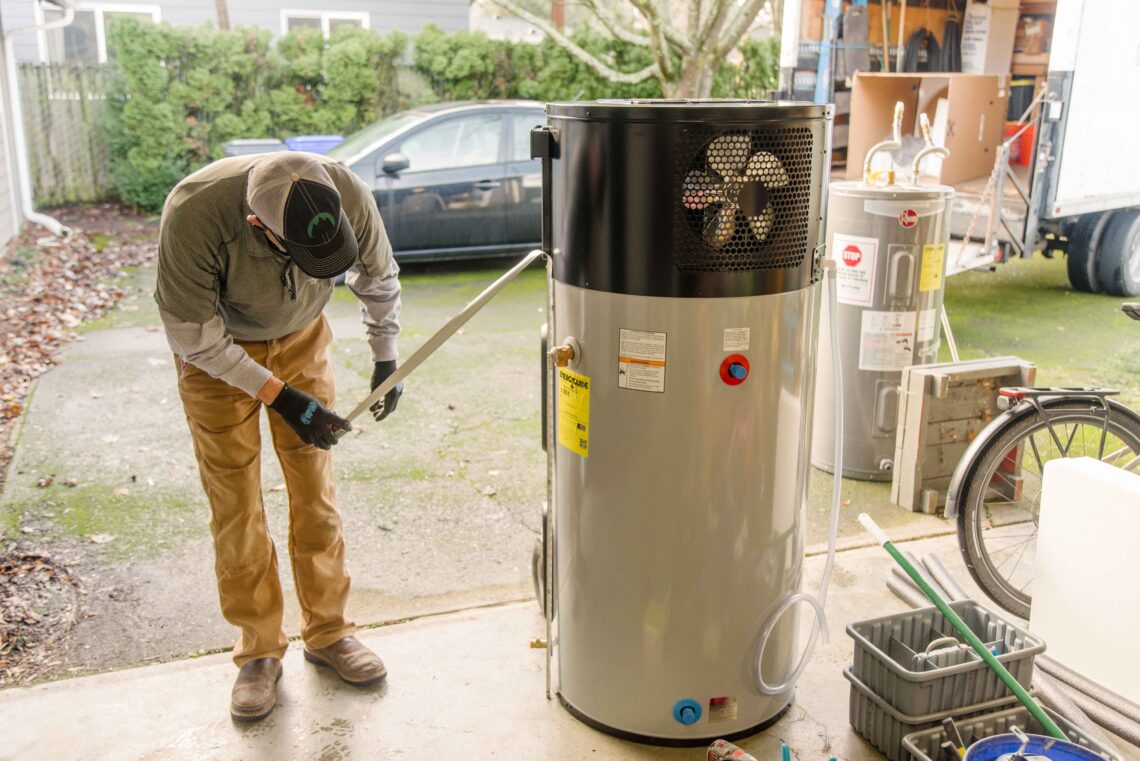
[104,19,407,209]
[411,24,663,101]
[103,20,779,210]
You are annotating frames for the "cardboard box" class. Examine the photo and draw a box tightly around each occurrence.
[846,73,1009,186]
[961,0,1020,74]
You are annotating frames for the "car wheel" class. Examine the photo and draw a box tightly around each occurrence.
[1095,208,1140,297]
[1066,212,1111,293]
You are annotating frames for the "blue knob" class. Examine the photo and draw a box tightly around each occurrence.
[729,362,748,380]
[673,698,702,725]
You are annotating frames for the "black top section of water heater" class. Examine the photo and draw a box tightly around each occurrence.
[546,100,833,299]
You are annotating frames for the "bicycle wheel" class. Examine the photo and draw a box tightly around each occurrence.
[956,399,1140,618]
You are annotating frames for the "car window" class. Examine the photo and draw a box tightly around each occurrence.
[509,113,545,162]
[399,114,503,173]
[326,111,424,162]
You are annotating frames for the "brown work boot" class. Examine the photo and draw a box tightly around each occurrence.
[303,636,387,686]
[230,657,282,722]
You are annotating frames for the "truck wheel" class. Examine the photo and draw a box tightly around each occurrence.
[1096,208,1140,297]
[1066,212,1111,293]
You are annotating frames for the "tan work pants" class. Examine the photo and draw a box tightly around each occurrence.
[177,315,354,666]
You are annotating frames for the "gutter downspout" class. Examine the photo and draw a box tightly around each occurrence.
[3,0,77,238]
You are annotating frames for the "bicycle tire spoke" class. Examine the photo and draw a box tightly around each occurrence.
[1028,433,1045,473]
[985,531,1037,555]
[964,404,1140,617]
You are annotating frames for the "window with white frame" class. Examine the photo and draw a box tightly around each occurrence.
[281,10,370,37]
[39,3,161,64]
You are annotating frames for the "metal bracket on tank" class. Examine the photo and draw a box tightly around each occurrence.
[811,243,827,283]
[531,124,560,702]
[531,127,560,257]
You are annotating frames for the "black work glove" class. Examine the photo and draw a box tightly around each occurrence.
[370,360,403,422]
[270,384,352,449]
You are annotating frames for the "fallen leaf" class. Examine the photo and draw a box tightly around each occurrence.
[270,483,286,492]
[35,476,53,488]
[63,478,77,487]
[488,470,500,477]
[481,486,497,497]
[89,533,114,544]
[90,391,103,399]
[113,488,130,496]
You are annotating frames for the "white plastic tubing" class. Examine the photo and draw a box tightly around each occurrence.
[753,260,845,695]
[3,1,77,238]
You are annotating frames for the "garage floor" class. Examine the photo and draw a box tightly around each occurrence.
[8,531,1127,761]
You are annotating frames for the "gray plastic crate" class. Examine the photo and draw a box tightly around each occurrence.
[902,705,1120,761]
[847,600,1045,714]
[845,667,1026,761]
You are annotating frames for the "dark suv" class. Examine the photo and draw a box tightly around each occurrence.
[327,101,545,262]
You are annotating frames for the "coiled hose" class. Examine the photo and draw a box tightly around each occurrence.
[753,261,844,695]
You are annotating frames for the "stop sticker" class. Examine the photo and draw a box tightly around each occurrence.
[899,209,918,228]
[842,244,863,267]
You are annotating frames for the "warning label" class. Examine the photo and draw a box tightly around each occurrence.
[918,308,938,343]
[920,243,946,292]
[618,329,667,393]
[723,327,750,352]
[859,310,917,371]
[833,233,878,306]
[557,368,590,457]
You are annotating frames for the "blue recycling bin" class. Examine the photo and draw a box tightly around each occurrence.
[283,135,345,154]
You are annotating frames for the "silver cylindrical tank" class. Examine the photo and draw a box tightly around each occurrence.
[546,100,832,744]
[811,181,953,480]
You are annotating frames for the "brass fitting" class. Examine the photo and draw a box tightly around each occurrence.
[548,343,575,368]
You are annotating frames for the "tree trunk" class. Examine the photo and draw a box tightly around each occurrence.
[215,0,231,31]
[672,54,717,99]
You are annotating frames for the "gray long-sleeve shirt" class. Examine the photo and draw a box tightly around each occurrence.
[155,154,400,397]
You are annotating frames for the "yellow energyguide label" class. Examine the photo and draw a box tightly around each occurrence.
[557,368,590,457]
[920,243,945,292]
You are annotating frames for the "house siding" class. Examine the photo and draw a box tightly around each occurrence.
[0,11,25,249]
[2,0,469,62]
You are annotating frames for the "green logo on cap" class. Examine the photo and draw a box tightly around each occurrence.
[307,211,336,238]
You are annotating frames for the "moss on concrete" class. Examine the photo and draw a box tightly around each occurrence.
[3,483,205,561]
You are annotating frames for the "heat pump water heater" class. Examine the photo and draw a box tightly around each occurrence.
[541,100,832,744]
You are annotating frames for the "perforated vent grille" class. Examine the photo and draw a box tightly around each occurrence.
[675,126,817,272]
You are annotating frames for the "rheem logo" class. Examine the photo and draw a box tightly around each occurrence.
[899,209,918,228]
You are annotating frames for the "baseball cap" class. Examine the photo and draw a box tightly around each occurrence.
[246,152,359,279]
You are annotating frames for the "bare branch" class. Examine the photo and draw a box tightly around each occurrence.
[652,0,692,50]
[653,21,675,78]
[488,0,661,84]
[580,0,652,46]
[696,0,732,49]
[619,0,672,76]
[688,0,702,44]
[714,0,767,57]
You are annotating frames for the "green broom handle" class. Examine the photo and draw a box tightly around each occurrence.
[858,514,1066,740]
